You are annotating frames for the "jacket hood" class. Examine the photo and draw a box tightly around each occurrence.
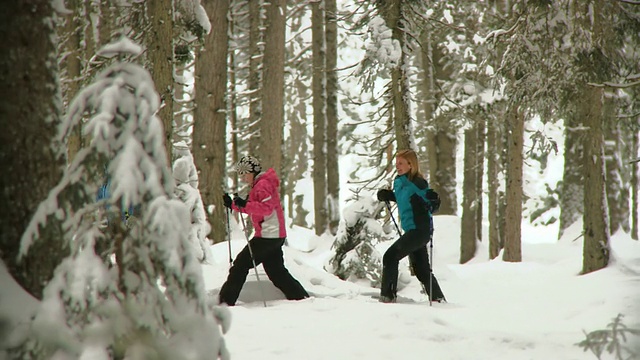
[254,168,280,189]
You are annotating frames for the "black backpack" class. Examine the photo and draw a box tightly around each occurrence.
[425,189,441,214]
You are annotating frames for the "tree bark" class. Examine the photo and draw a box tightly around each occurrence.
[62,0,84,163]
[487,115,502,259]
[502,105,523,262]
[147,0,174,163]
[381,1,413,151]
[99,0,113,46]
[460,124,479,264]
[582,86,610,273]
[558,111,584,239]
[248,0,262,155]
[259,0,286,171]
[193,0,229,244]
[312,0,327,235]
[475,113,486,242]
[325,0,340,235]
[631,123,639,240]
[421,31,457,215]
[603,98,629,235]
[228,17,239,191]
[0,0,67,299]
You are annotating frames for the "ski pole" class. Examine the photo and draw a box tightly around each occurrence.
[429,233,434,306]
[385,201,431,306]
[385,201,402,236]
[238,211,267,308]
[226,208,233,266]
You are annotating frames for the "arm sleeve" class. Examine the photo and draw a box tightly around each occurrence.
[232,185,276,216]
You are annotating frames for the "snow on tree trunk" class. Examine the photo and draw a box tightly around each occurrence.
[17,38,230,359]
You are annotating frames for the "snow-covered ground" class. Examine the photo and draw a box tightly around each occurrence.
[1,211,638,359]
[203,216,640,360]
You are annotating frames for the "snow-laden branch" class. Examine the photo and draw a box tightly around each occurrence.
[588,79,640,88]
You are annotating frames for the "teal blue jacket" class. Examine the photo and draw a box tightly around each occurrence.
[393,174,432,233]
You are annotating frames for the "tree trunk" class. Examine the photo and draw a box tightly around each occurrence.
[259,0,286,171]
[312,0,327,235]
[582,86,610,273]
[282,4,309,225]
[632,123,639,241]
[325,0,340,235]
[147,0,174,163]
[286,71,309,227]
[173,64,186,156]
[228,18,239,191]
[487,115,502,259]
[603,98,629,235]
[421,32,457,215]
[558,111,584,239]
[248,0,262,155]
[460,125,479,264]
[99,0,113,46]
[193,0,229,244]
[62,0,84,163]
[502,105,524,263]
[0,0,67,299]
[82,0,96,77]
[475,113,486,241]
[379,1,413,151]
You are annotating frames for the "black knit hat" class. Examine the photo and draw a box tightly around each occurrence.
[236,155,262,175]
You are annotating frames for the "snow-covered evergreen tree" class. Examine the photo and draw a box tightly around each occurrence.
[173,154,213,263]
[16,37,230,360]
[327,196,386,287]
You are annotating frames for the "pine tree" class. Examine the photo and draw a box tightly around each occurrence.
[17,38,230,359]
[328,197,386,287]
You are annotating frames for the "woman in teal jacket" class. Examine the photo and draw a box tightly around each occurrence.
[377,149,445,303]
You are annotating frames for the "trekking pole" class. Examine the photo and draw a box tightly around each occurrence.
[385,201,431,306]
[225,208,233,266]
[238,211,267,308]
[429,234,434,307]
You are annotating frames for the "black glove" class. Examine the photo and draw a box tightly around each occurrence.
[425,189,441,214]
[222,193,233,209]
[233,195,247,208]
[377,189,395,202]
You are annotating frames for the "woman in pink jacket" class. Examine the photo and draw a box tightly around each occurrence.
[219,155,309,306]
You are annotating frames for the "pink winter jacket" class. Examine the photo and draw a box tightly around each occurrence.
[232,168,286,238]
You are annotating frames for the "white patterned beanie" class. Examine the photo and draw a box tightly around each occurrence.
[236,155,262,175]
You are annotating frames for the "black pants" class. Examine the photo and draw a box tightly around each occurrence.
[219,237,309,306]
[380,229,445,301]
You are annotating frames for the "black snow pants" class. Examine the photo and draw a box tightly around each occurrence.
[380,229,445,301]
[219,237,309,306]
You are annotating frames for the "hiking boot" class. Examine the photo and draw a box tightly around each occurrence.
[379,295,396,303]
